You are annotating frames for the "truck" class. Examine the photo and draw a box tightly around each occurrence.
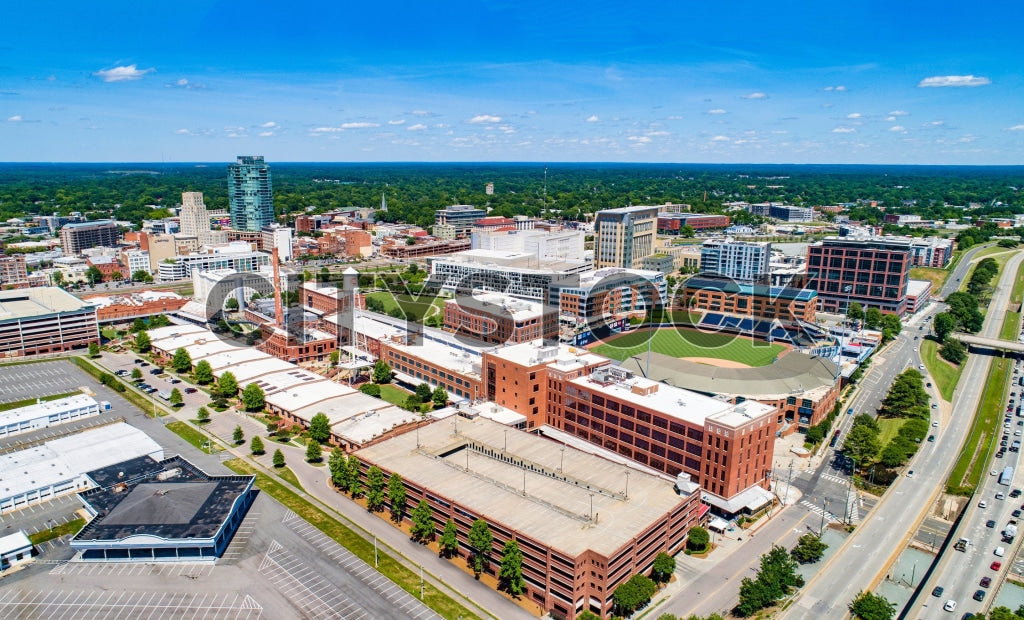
[1003,520,1018,544]
[954,538,970,551]
[1000,466,1014,486]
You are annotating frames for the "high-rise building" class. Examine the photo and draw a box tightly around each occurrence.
[593,205,659,269]
[700,238,771,283]
[179,192,213,243]
[433,204,486,238]
[806,236,912,314]
[228,156,274,232]
[59,221,120,256]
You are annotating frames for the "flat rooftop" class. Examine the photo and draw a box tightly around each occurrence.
[0,287,96,321]
[220,357,295,384]
[0,393,95,427]
[265,380,357,415]
[331,405,418,445]
[248,368,327,396]
[357,416,687,558]
[202,347,270,371]
[445,292,544,321]
[75,456,253,543]
[485,340,608,373]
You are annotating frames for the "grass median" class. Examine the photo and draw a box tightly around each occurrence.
[920,339,963,402]
[166,421,225,454]
[29,518,86,545]
[223,458,480,620]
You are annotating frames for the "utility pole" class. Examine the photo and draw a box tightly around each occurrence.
[819,497,829,537]
[844,457,855,525]
[784,461,793,505]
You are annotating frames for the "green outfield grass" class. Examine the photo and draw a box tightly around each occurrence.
[364,291,446,322]
[591,327,787,367]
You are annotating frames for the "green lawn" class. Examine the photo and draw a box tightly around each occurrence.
[920,339,963,402]
[29,518,86,545]
[276,466,305,492]
[165,421,224,454]
[224,459,479,620]
[591,327,786,367]
[365,291,446,322]
[876,417,906,451]
[1010,257,1024,307]
[947,356,1009,495]
[378,383,413,406]
[909,266,950,293]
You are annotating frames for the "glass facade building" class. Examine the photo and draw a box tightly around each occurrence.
[228,156,274,231]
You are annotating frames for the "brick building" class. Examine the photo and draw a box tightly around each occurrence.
[657,213,731,233]
[680,276,818,322]
[0,287,99,358]
[380,237,470,259]
[806,236,912,314]
[443,293,557,345]
[0,255,28,288]
[83,291,188,323]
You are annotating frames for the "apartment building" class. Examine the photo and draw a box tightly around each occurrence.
[700,238,771,283]
[806,236,912,314]
[59,221,119,256]
[443,293,557,345]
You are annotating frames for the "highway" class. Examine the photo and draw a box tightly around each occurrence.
[915,250,1024,619]
[783,247,1018,619]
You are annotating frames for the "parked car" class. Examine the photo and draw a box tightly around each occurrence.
[944,599,957,612]
[987,520,997,528]
[932,586,944,597]
[992,561,1002,570]
[169,378,181,384]
[981,576,992,588]
[184,387,197,394]
[974,590,986,602]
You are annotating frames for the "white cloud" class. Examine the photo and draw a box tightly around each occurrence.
[407,123,427,131]
[666,115,683,120]
[93,64,154,82]
[710,135,730,142]
[889,110,908,117]
[173,128,190,135]
[388,119,405,125]
[260,121,277,129]
[925,120,945,127]
[411,110,433,116]
[258,131,274,137]
[341,122,380,129]
[311,126,343,134]
[918,75,991,88]
[646,130,669,136]
[889,125,906,133]
[847,113,862,119]
[175,78,188,86]
[628,136,651,144]
[1008,125,1024,131]
[742,92,768,100]
[468,114,502,124]
[586,115,599,122]
[166,77,206,90]
[707,108,727,115]
[7,115,21,122]
[832,127,856,133]
[823,85,847,92]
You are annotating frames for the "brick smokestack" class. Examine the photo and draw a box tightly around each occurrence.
[272,246,284,329]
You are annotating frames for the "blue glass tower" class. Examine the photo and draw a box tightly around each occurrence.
[228,155,274,231]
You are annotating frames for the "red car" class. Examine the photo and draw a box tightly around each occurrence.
[992,561,1003,571]
[981,577,992,588]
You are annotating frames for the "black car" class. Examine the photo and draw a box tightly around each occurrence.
[139,361,149,367]
[1011,489,1022,498]
[932,586,944,597]
[169,378,181,384]
[133,358,143,364]
[974,589,986,602]
[981,576,992,588]
[150,368,163,375]
[987,520,997,528]
[184,387,197,394]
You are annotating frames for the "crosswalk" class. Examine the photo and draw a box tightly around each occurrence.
[799,498,858,524]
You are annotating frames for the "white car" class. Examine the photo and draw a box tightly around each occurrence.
[980,500,989,508]
[919,364,926,370]
[933,421,939,427]
[944,599,957,612]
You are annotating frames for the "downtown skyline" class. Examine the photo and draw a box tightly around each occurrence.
[1,0,1022,164]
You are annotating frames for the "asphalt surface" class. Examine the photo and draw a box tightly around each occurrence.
[783,247,1019,619]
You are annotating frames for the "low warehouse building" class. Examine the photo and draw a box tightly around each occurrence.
[72,455,255,561]
[0,394,104,439]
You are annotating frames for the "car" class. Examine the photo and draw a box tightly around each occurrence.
[927,382,932,387]
[996,492,1006,500]
[932,404,938,409]
[974,589,986,602]
[981,576,992,588]
[1019,421,1023,426]
[914,336,919,340]
[920,364,926,370]
[150,368,162,375]
[997,451,1006,458]
[1015,510,1022,518]
[184,387,197,394]
[980,500,989,508]
[133,358,143,364]
[934,421,940,427]
[139,361,149,367]
[169,378,181,384]
[987,520,997,528]
[932,586,945,597]
[992,561,1002,570]
[996,546,1006,556]
[907,470,915,478]
[944,599,957,612]
[1002,440,1009,447]
[928,435,936,442]
[992,469,999,476]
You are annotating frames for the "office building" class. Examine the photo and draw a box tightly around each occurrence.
[431,250,590,301]
[443,293,556,345]
[123,250,151,277]
[433,204,487,238]
[657,213,730,233]
[908,237,954,268]
[179,191,215,244]
[0,287,99,358]
[593,205,659,269]
[806,236,912,314]
[355,416,704,619]
[0,394,102,440]
[768,205,814,223]
[549,268,667,345]
[261,225,293,262]
[471,227,585,262]
[59,221,120,256]
[228,156,274,231]
[700,238,771,283]
[157,243,271,281]
[0,255,29,287]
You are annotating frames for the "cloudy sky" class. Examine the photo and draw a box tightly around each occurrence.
[1,0,1022,164]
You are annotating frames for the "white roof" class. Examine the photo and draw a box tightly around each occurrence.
[247,369,327,395]
[464,402,527,426]
[446,292,543,321]
[0,423,163,501]
[907,279,932,297]
[202,348,270,371]
[0,531,32,555]
[265,381,357,415]
[486,339,607,372]
[0,394,96,428]
[331,406,418,445]
[146,324,206,342]
[181,339,240,360]
[220,357,295,384]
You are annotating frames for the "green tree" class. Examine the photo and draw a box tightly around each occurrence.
[687,526,710,552]
[196,406,210,423]
[410,499,435,542]
[864,307,883,329]
[404,395,423,411]
[499,539,525,596]
[131,317,147,333]
[134,330,151,353]
[51,270,64,287]
[415,382,432,402]
[842,424,882,465]
[851,413,880,433]
[366,465,386,512]
[432,385,448,409]
[847,301,864,322]
[329,350,340,366]
[232,425,244,444]
[614,574,658,615]
[328,448,348,488]
[848,590,896,620]
[988,607,1021,620]
[85,265,104,285]
[933,312,956,342]
[225,297,239,311]
[88,342,100,357]
[680,224,696,238]
[440,518,459,558]
[360,383,381,397]
[131,367,142,381]
[242,383,265,412]
[652,551,676,583]
[790,533,828,564]
[306,439,323,463]
[372,359,392,384]
[272,449,285,468]
[736,545,805,616]
[169,387,183,406]
[940,338,967,364]
[309,412,332,444]
[131,269,153,282]
[388,473,407,522]
[193,359,213,384]
[171,347,192,373]
[347,456,362,497]
[217,371,238,399]
[250,435,265,455]
[468,519,493,576]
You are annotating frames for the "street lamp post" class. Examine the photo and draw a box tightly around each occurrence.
[819,498,830,537]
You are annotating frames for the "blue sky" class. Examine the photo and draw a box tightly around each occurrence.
[1,1,1022,164]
